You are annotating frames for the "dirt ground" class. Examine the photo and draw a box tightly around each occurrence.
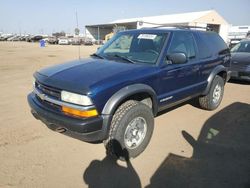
[0,42,249,188]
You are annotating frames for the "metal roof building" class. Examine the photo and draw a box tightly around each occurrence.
[85,10,229,42]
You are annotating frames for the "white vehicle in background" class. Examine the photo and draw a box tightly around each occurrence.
[58,38,70,45]
[7,35,18,41]
[0,34,13,41]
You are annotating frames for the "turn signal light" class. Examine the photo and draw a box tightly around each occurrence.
[62,106,98,118]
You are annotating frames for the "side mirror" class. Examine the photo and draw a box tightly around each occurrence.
[167,52,187,64]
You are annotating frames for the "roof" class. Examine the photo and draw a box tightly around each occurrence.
[110,10,227,25]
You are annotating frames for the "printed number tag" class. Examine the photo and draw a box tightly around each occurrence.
[138,34,157,40]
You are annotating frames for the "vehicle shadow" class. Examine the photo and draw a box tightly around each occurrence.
[83,140,141,188]
[146,102,250,188]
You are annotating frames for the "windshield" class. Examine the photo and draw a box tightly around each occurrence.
[96,32,168,64]
[231,41,250,53]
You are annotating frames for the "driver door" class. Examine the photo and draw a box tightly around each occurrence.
[158,31,201,110]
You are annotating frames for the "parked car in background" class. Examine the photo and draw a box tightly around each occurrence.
[71,37,82,45]
[7,35,22,41]
[19,36,27,41]
[84,38,93,45]
[230,39,250,81]
[7,35,15,41]
[58,38,70,45]
[47,37,58,44]
[27,35,43,42]
[0,34,13,41]
[12,36,21,41]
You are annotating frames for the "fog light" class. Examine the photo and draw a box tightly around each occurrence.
[62,106,98,118]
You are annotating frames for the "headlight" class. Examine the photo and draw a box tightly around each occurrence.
[61,91,93,106]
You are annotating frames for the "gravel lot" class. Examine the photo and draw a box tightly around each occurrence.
[0,42,249,188]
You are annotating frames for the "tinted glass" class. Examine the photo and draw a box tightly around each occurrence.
[195,34,212,59]
[201,32,229,55]
[98,32,168,64]
[168,31,196,59]
[231,41,250,53]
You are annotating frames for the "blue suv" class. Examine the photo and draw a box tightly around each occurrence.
[28,28,231,159]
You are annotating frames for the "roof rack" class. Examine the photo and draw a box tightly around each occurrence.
[139,21,208,30]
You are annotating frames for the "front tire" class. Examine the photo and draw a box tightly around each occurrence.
[105,100,154,160]
[199,75,224,110]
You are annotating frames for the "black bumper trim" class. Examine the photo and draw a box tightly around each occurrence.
[230,71,250,81]
[28,93,106,142]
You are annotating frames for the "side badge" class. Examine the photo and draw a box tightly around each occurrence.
[160,96,173,103]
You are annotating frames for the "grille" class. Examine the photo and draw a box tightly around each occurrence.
[37,97,61,111]
[35,82,61,111]
[35,82,61,99]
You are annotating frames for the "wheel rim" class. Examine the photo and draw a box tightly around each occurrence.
[212,84,222,104]
[124,117,147,149]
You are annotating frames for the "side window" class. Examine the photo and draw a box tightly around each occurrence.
[202,32,229,55]
[168,32,196,59]
[195,34,212,59]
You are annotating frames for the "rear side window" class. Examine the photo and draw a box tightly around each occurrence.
[201,32,229,55]
[195,34,212,59]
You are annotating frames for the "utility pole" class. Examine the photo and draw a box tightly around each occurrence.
[75,10,80,59]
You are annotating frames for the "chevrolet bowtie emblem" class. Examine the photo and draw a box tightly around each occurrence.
[38,93,46,100]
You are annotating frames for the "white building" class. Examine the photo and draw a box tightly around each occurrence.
[85,10,229,42]
[228,25,250,40]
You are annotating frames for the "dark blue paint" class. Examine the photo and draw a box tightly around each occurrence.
[34,28,231,114]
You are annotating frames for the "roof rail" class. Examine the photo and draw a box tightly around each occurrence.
[139,21,208,30]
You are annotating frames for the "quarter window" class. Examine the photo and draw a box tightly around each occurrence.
[195,34,212,59]
[202,32,229,55]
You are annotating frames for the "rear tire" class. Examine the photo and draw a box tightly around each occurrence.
[199,75,224,110]
[104,100,154,160]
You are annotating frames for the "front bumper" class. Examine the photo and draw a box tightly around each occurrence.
[230,71,250,82]
[28,93,107,142]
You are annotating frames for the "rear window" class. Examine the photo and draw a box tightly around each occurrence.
[200,32,229,55]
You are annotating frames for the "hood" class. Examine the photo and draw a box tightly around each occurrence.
[35,58,150,94]
[231,52,250,65]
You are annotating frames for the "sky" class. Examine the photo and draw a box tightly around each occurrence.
[0,0,250,34]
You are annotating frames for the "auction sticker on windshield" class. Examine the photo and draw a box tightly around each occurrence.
[138,34,157,40]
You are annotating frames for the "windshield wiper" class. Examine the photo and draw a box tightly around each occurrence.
[112,54,135,64]
[90,53,104,59]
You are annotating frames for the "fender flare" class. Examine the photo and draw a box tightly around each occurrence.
[202,65,226,95]
[102,84,158,116]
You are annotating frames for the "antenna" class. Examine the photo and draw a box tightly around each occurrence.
[75,10,80,59]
